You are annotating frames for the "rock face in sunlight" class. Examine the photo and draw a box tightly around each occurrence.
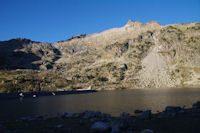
[0,20,200,92]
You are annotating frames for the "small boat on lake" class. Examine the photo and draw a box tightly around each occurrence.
[76,86,93,91]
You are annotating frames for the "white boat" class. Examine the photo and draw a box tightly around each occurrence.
[76,86,93,91]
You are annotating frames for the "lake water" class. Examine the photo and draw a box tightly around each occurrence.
[0,88,200,120]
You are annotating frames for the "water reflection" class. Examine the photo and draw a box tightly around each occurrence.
[0,88,200,120]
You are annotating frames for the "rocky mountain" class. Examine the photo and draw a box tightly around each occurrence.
[0,20,200,92]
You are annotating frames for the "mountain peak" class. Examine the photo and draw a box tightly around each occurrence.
[124,19,142,27]
[144,21,161,26]
[126,19,134,26]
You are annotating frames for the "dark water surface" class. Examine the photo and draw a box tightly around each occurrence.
[0,88,200,119]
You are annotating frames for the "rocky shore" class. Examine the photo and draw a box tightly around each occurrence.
[1,101,200,133]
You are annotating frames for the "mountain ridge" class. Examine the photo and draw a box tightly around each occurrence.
[0,20,200,92]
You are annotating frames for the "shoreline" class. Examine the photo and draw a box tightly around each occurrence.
[0,90,97,100]
[1,101,200,133]
[1,87,200,101]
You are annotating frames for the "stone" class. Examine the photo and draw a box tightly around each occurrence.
[110,122,123,133]
[90,118,97,122]
[102,113,111,118]
[83,110,103,119]
[141,129,154,133]
[66,113,74,118]
[83,110,94,118]
[56,124,63,128]
[192,101,200,109]
[157,112,166,119]
[90,121,109,133]
[171,112,177,117]
[178,109,185,114]
[118,120,129,130]
[134,110,143,114]
[111,124,120,133]
[137,110,151,119]
[73,113,80,118]
[61,112,68,118]
[165,106,182,112]
[120,112,130,118]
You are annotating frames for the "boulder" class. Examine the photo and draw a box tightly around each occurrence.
[72,113,79,118]
[90,121,109,133]
[192,101,200,109]
[61,112,68,118]
[165,106,182,112]
[111,123,120,133]
[90,118,97,122]
[66,113,74,118]
[178,109,185,114]
[83,110,102,119]
[170,112,177,117]
[102,113,111,118]
[56,124,63,128]
[134,110,143,114]
[137,110,151,119]
[157,112,168,119]
[117,120,129,130]
[120,112,130,118]
[141,129,154,133]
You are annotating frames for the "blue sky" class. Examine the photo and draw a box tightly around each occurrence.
[0,0,200,43]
